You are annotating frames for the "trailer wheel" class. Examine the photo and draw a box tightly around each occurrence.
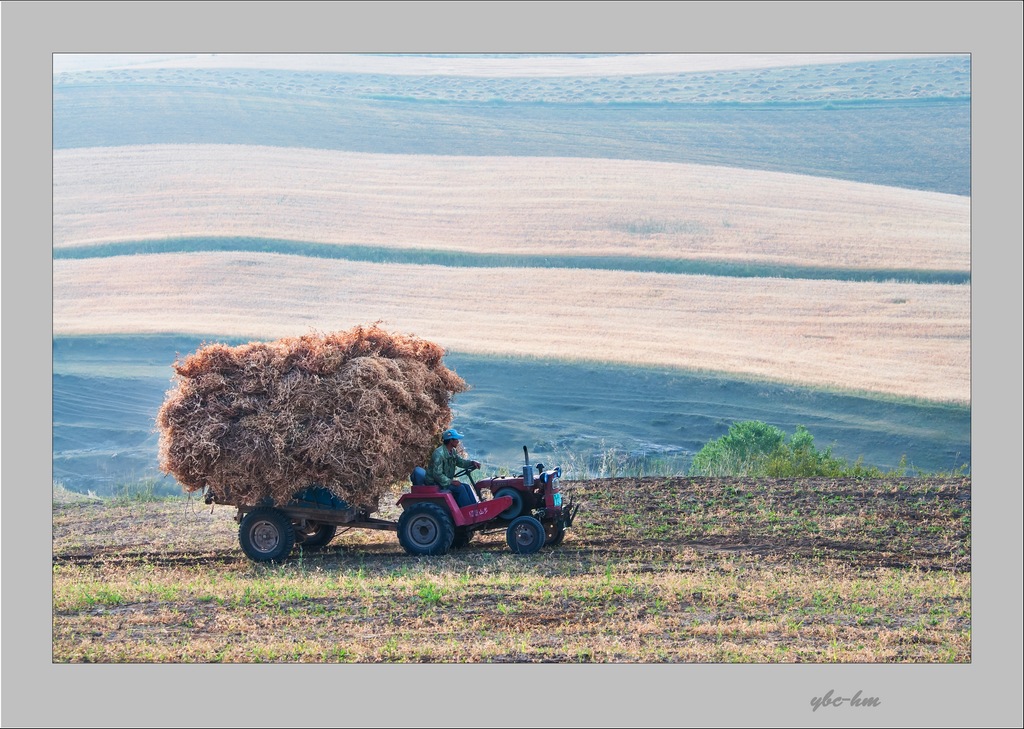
[239,508,296,562]
[544,522,566,547]
[296,523,337,550]
[453,528,473,549]
[398,502,455,556]
[495,487,525,520]
[506,515,545,555]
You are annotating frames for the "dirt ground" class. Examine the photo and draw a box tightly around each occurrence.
[51,475,971,664]
[53,475,971,573]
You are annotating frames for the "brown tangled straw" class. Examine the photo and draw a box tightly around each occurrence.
[156,325,468,510]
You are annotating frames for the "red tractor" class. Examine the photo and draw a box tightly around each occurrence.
[398,446,576,555]
[231,446,577,561]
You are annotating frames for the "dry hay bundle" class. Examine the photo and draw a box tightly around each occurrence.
[156,325,468,510]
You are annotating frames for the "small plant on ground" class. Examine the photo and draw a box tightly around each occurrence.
[112,477,183,503]
[52,481,102,504]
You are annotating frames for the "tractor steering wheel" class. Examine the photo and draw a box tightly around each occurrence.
[453,466,478,487]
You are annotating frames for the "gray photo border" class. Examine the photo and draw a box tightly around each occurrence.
[4,1,1021,726]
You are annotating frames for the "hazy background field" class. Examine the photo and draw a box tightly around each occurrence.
[51,52,972,494]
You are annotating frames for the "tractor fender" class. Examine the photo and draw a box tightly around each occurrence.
[458,495,514,526]
[398,489,513,527]
[397,488,461,518]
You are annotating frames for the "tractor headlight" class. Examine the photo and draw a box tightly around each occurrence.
[554,492,562,507]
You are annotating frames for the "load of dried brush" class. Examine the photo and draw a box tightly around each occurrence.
[156,325,468,510]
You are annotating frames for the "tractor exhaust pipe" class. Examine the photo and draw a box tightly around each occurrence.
[522,446,534,487]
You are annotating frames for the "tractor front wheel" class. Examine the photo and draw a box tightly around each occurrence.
[506,515,545,555]
[239,508,296,562]
[398,502,455,556]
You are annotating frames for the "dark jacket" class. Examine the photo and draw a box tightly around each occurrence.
[426,444,475,488]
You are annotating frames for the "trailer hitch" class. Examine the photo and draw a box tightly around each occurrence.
[563,492,579,529]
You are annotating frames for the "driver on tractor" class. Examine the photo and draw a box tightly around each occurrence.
[413,428,481,507]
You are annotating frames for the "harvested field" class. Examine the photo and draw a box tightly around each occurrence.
[53,145,970,272]
[51,475,971,664]
[53,252,971,403]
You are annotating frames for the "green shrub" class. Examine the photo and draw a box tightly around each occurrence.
[689,420,787,476]
[762,426,850,477]
[688,421,909,478]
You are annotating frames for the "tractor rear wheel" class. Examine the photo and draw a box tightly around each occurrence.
[239,508,296,562]
[398,502,455,556]
[296,523,337,549]
[495,487,525,520]
[506,515,545,554]
[544,522,566,547]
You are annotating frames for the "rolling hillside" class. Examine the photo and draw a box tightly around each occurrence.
[51,53,971,493]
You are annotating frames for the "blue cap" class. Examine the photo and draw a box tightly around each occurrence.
[442,428,465,441]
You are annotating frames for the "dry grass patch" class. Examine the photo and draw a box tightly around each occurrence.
[52,558,970,663]
[53,253,970,403]
[53,145,969,272]
[52,477,970,663]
